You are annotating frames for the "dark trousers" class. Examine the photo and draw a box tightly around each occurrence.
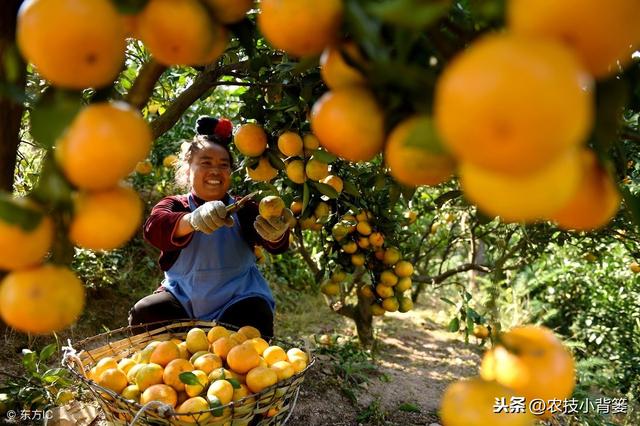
[128,290,274,338]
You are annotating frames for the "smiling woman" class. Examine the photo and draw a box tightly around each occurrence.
[128,117,293,337]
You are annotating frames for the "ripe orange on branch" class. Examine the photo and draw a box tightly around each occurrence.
[17,0,125,89]
[247,157,277,182]
[69,184,143,251]
[258,0,343,57]
[435,33,593,176]
[384,115,456,187]
[0,264,85,334]
[311,87,385,162]
[137,0,223,66]
[235,123,268,157]
[204,0,254,24]
[508,0,640,78]
[55,102,151,191]
[259,196,285,219]
[320,42,367,89]
[0,198,53,271]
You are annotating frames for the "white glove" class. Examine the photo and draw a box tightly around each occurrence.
[188,200,234,234]
[254,208,294,242]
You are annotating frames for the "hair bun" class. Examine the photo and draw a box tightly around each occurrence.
[214,118,233,139]
[195,116,219,136]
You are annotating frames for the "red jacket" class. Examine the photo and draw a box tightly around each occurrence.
[143,193,289,271]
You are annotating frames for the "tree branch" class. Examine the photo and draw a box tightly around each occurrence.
[125,59,167,110]
[293,228,321,281]
[413,263,491,285]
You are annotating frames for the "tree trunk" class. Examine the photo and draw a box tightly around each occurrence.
[0,0,25,192]
[354,294,374,348]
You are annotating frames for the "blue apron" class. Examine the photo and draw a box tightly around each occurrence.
[162,194,275,320]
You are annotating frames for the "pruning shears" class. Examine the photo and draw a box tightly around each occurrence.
[225,191,259,215]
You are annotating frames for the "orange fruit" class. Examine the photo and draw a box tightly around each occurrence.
[341,241,357,254]
[258,0,343,57]
[359,285,374,298]
[311,87,385,162]
[0,198,53,270]
[385,115,455,187]
[396,277,412,292]
[247,156,278,182]
[212,336,239,360]
[473,325,490,339]
[480,326,575,419]
[140,384,178,408]
[227,344,261,374]
[163,359,194,392]
[135,160,153,175]
[245,366,278,393]
[17,0,125,89]
[394,261,414,278]
[375,283,394,299]
[305,158,330,182]
[150,341,181,367]
[508,0,640,78]
[548,150,620,231]
[320,42,366,89]
[370,303,386,316]
[302,133,320,151]
[162,154,179,168]
[259,196,285,219]
[55,101,151,190]
[380,270,398,286]
[460,150,582,223]
[383,247,401,265]
[245,337,269,356]
[278,131,303,157]
[321,175,343,193]
[368,232,384,248]
[382,297,399,312]
[98,368,128,394]
[270,360,295,381]
[320,281,340,296]
[0,264,84,334]
[117,358,136,375]
[206,379,234,405]
[120,384,141,402]
[175,396,211,424]
[262,346,287,366]
[207,325,230,343]
[137,0,218,66]
[286,159,306,184]
[398,297,413,313]
[290,199,303,215]
[69,184,143,251]
[193,353,223,375]
[440,377,535,426]
[135,363,164,392]
[435,33,593,176]
[630,262,640,273]
[356,221,372,236]
[199,22,230,65]
[235,123,267,157]
[184,370,208,397]
[237,325,261,339]
[204,0,253,24]
[186,328,210,353]
[314,202,331,219]
[351,253,365,267]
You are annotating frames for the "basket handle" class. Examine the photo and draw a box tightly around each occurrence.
[61,339,86,377]
[129,401,173,426]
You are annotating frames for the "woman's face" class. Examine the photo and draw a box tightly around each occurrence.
[189,142,232,201]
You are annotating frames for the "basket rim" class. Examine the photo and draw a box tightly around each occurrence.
[62,319,315,416]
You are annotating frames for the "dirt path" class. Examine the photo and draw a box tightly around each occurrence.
[286,308,483,426]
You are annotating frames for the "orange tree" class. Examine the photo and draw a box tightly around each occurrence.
[2,0,640,421]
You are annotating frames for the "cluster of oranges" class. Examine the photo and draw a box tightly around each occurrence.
[17,0,251,88]
[324,210,415,315]
[88,325,309,423]
[433,0,638,229]
[440,325,576,425]
[256,0,640,233]
[234,122,343,194]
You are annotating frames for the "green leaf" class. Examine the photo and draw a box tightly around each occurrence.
[179,372,200,386]
[447,317,460,332]
[0,193,44,232]
[39,344,57,362]
[266,150,286,171]
[207,395,224,417]
[30,89,83,149]
[2,44,22,84]
[368,0,450,29]
[227,378,241,389]
[440,297,456,306]
[434,190,462,207]
[311,182,339,199]
[466,316,475,334]
[342,180,360,197]
[22,350,37,372]
[312,150,337,164]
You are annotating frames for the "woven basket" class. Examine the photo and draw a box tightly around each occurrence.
[62,319,314,426]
